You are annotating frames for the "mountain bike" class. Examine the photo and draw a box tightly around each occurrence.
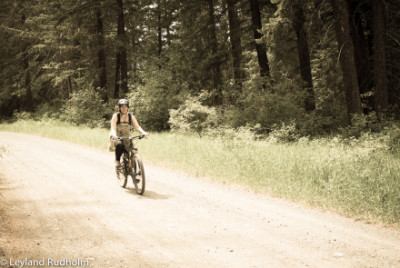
[115,135,146,195]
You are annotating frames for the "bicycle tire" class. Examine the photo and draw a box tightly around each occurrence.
[131,154,146,195]
[117,154,128,188]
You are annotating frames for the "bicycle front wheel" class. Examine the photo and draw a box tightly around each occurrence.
[116,155,128,188]
[131,154,146,195]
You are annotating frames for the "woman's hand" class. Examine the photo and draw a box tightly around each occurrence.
[141,132,149,138]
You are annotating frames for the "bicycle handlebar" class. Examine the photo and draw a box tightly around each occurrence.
[117,134,145,140]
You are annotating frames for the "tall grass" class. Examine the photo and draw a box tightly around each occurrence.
[0,120,109,151]
[143,133,400,225]
[1,120,399,226]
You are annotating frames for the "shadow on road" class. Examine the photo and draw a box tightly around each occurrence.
[124,188,171,200]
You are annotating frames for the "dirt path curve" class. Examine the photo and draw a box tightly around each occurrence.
[0,132,399,268]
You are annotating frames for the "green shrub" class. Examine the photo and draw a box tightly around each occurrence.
[226,76,308,133]
[267,121,301,142]
[61,88,108,128]
[12,111,32,121]
[339,112,391,138]
[169,95,219,137]
[296,105,348,137]
[128,75,184,131]
[33,99,65,120]
[205,124,261,144]
[386,125,400,157]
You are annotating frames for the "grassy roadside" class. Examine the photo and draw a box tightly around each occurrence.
[0,119,110,150]
[1,119,399,227]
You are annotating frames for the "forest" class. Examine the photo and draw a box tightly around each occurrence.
[1,0,400,138]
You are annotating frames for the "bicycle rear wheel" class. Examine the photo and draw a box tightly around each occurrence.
[131,154,145,195]
[116,154,128,188]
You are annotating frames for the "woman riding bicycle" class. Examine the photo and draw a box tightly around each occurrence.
[110,99,148,169]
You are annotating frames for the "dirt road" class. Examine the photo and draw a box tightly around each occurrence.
[0,132,399,268]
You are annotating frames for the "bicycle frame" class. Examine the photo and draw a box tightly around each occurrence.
[116,135,146,194]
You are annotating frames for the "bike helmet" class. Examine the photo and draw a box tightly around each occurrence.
[118,98,129,107]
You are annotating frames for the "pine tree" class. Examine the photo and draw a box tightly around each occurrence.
[330,0,362,119]
[372,0,388,113]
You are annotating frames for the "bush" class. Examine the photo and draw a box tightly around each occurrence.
[386,125,400,157]
[128,74,184,131]
[169,95,219,137]
[339,112,391,138]
[296,104,348,137]
[226,75,308,132]
[205,124,261,144]
[13,111,32,121]
[33,99,65,120]
[267,121,301,143]
[61,89,108,128]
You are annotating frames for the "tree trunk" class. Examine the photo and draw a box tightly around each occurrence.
[227,0,243,91]
[23,50,33,112]
[292,1,315,111]
[330,0,362,120]
[164,0,171,46]
[67,76,72,109]
[21,13,33,112]
[120,48,128,95]
[96,8,107,101]
[114,0,128,97]
[347,0,373,111]
[114,52,121,98]
[372,0,388,113]
[206,0,222,105]
[385,0,400,108]
[158,0,162,70]
[248,0,270,78]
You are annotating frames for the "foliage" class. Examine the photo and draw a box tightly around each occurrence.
[13,111,33,121]
[33,99,65,120]
[127,68,185,131]
[296,105,348,137]
[169,95,219,137]
[387,126,400,157]
[339,112,392,138]
[61,88,108,128]
[205,124,261,143]
[267,121,301,143]
[228,76,307,130]
[1,0,400,137]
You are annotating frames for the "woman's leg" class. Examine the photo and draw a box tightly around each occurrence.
[115,140,124,166]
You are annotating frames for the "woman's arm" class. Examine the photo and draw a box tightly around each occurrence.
[110,113,118,139]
